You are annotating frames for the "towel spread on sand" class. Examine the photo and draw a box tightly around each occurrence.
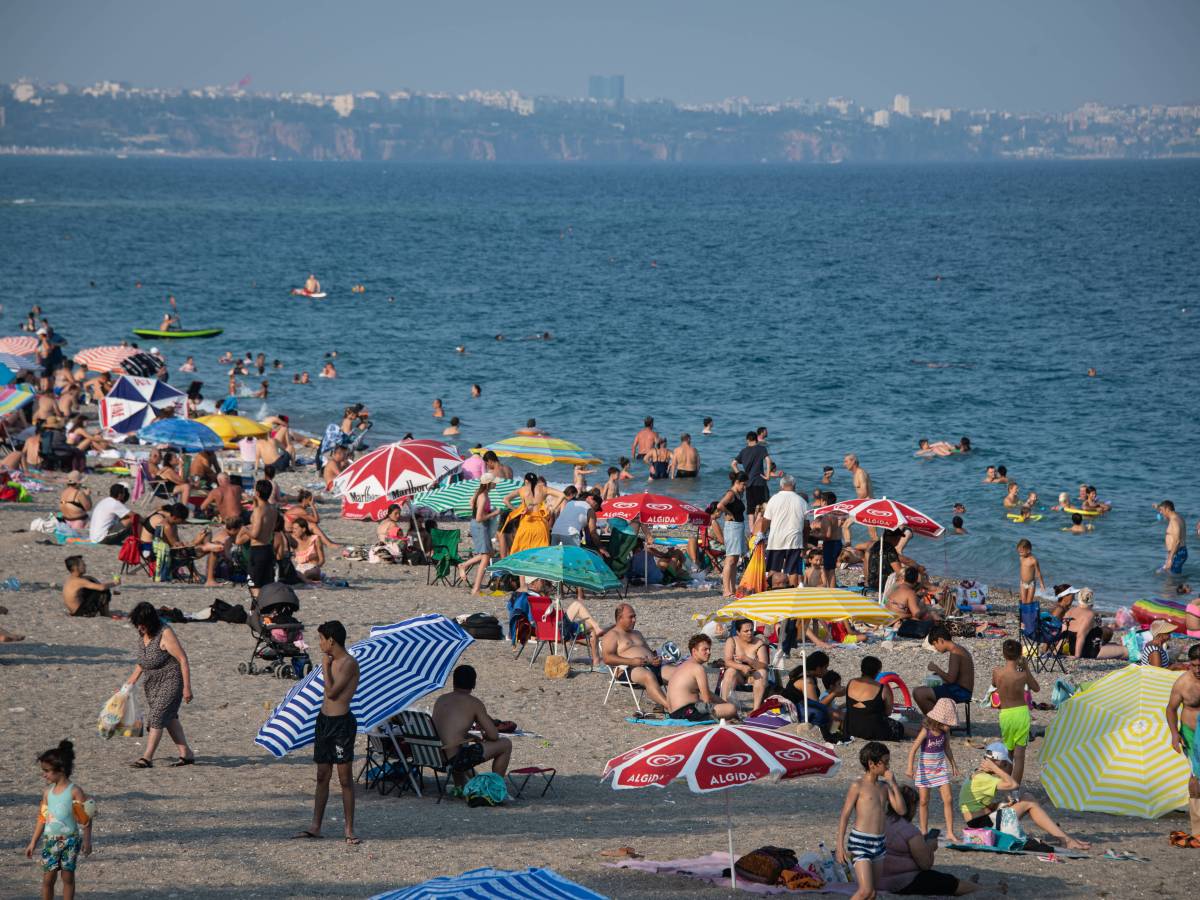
[607,852,857,894]
[625,716,716,727]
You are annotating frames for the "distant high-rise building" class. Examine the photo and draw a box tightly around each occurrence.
[872,109,891,128]
[893,94,911,116]
[588,75,625,103]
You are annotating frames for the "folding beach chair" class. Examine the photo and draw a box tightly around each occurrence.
[425,527,463,587]
[604,527,639,597]
[116,514,154,579]
[603,664,645,715]
[519,594,592,671]
[1020,601,1067,674]
[395,710,473,802]
[357,721,420,797]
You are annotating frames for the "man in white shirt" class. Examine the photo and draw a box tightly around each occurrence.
[761,474,809,587]
[89,483,133,545]
[550,486,590,548]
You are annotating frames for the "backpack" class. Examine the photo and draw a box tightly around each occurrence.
[462,613,503,640]
[463,772,508,807]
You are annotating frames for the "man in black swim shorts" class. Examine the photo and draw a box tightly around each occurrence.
[297,621,361,843]
[246,479,277,598]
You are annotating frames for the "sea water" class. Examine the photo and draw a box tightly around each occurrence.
[2,157,1198,607]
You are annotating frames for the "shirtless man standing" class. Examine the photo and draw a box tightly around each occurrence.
[600,604,676,710]
[62,556,116,617]
[667,635,737,721]
[297,620,360,843]
[843,454,873,542]
[1158,500,1188,575]
[670,434,700,478]
[247,479,277,598]
[432,664,512,787]
[1167,644,1200,843]
[630,416,658,464]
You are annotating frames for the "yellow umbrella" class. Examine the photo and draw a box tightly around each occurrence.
[1041,664,1191,819]
[474,433,600,466]
[195,414,270,444]
[716,588,893,725]
[716,587,895,626]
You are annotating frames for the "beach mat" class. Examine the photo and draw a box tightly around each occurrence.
[626,716,716,727]
[608,852,857,894]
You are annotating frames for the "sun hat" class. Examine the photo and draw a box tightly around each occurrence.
[1150,619,1178,638]
[985,741,1011,763]
[479,472,497,485]
[927,697,959,728]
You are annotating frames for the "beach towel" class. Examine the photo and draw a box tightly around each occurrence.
[607,852,857,895]
[625,716,716,727]
[945,842,1088,858]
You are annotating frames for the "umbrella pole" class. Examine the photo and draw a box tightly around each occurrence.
[877,533,885,605]
[555,581,563,657]
[726,790,737,889]
[410,505,428,555]
[801,622,809,725]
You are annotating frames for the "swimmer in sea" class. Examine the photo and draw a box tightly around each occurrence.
[1087,368,1097,377]
[1003,483,1022,509]
[471,384,481,398]
[1065,513,1092,534]
[299,371,311,384]
[1051,492,1070,512]
[953,503,966,515]
[456,345,466,354]
[702,416,713,435]
[983,466,998,483]
[956,436,971,452]
[821,466,834,484]
[441,416,460,437]
[1020,491,1039,517]
[952,516,967,535]
[432,398,444,419]
[915,439,955,458]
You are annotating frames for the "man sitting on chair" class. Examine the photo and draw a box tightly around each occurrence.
[667,634,738,722]
[432,664,512,787]
[601,603,676,710]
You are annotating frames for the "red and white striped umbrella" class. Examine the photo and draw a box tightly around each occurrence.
[600,492,710,527]
[810,496,944,537]
[74,345,144,373]
[0,336,38,356]
[331,439,465,506]
[603,721,840,886]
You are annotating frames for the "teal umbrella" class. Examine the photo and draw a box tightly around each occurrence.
[488,544,619,593]
[409,477,522,517]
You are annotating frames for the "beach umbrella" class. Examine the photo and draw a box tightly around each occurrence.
[811,497,944,601]
[716,588,894,724]
[603,720,840,887]
[0,336,38,356]
[195,414,270,444]
[601,493,710,527]
[409,477,522,517]
[332,439,465,505]
[74,345,153,373]
[1040,664,1191,819]
[368,866,605,900]
[139,418,225,452]
[0,383,37,415]
[255,614,473,758]
[477,433,601,466]
[489,545,619,593]
[100,375,187,434]
[0,362,12,386]
[0,352,40,374]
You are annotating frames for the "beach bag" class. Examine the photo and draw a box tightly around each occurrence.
[463,772,507,807]
[463,613,502,640]
[961,827,996,846]
[1122,628,1144,663]
[997,806,1027,842]
[1050,678,1076,708]
[897,618,933,639]
[29,514,58,534]
[734,846,797,885]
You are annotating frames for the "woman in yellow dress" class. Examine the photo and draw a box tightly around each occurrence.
[504,473,564,555]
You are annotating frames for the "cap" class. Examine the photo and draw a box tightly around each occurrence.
[927,698,959,728]
[479,472,497,485]
[1150,619,1178,638]
[985,741,1011,764]
[36,327,47,335]
[150,346,160,354]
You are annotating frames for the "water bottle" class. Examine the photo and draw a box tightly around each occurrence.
[816,841,838,884]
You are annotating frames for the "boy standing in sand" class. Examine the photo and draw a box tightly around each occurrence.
[837,741,904,900]
[993,639,1039,788]
[1016,539,1044,603]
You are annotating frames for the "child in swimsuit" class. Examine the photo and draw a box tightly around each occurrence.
[1016,539,1044,604]
[837,741,904,900]
[26,739,94,900]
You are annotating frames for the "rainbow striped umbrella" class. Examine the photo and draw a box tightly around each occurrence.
[477,433,600,466]
[1040,664,1191,818]
[0,383,36,415]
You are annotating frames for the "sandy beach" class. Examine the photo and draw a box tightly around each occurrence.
[0,469,1196,899]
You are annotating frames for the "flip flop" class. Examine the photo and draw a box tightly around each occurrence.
[129,758,153,769]
[169,757,195,767]
[291,830,322,840]
[345,836,362,845]
[1185,835,1200,850]
[1169,832,1189,847]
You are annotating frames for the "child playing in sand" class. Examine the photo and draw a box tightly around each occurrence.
[25,739,94,900]
[905,698,961,842]
[837,741,904,900]
[1016,539,1044,604]
[992,639,1039,787]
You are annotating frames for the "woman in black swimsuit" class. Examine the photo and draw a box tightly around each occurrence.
[844,655,911,741]
[58,475,92,533]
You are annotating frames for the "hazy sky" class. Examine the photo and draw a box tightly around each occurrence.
[2,1,1197,110]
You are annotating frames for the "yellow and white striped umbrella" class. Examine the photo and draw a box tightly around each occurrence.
[716,588,894,626]
[1040,664,1190,819]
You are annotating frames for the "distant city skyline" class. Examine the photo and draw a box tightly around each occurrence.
[1,1,1198,110]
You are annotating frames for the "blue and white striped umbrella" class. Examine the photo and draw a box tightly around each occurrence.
[255,614,474,758]
[369,867,606,900]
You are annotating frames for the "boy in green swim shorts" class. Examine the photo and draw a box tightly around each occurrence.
[993,639,1039,787]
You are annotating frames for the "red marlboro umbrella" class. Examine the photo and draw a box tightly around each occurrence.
[603,721,840,887]
[600,493,710,527]
[331,439,464,506]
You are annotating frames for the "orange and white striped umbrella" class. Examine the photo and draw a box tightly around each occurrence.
[74,345,146,372]
[0,335,38,356]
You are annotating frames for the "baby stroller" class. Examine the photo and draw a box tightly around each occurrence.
[239,583,312,679]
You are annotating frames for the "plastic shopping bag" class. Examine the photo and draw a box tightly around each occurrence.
[98,687,128,739]
[119,686,144,737]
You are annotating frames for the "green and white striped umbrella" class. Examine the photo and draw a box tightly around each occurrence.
[409,478,522,517]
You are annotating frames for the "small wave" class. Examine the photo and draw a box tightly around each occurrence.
[3,198,35,205]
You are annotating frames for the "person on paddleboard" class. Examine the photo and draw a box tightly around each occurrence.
[304,274,321,295]
[160,295,181,331]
